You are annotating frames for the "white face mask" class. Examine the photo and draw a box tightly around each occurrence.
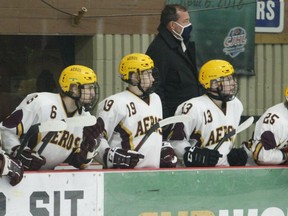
[172,22,193,42]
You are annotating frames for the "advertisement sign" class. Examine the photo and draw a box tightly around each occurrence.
[0,171,104,216]
[255,0,285,33]
[104,167,288,216]
[1,167,288,216]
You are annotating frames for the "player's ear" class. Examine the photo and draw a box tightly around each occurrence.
[167,21,175,31]
[130,73,140,86]
[69,84,80,96]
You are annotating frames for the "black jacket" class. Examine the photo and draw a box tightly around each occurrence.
[146,24,203,118]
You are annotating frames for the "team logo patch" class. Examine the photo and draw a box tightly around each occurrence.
[223,27,247,58]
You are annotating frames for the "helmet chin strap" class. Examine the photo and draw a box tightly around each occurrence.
[206,91,222,101]
[62,89,84,114]
[137,83,149,99]
[206,88,233,109]
[74,100,83,114]
[206,92,226,110]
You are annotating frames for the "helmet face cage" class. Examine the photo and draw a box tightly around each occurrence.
[139,67,159,96]
[78,82,100,111]
[150,67,159,92]
[210,74,238,102]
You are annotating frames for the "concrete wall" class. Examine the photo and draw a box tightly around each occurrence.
[0,0,164,35]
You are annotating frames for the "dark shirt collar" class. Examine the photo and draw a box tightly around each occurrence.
[157,24,182,49]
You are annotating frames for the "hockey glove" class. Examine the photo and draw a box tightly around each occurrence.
[12,146,46,170]
[0,153,24,186]
[82,124,103,158]
[70,135,102,169]
[104,147,144,168]
[83,121,103,146]
[183,146,221,167]
[160,141,177,168]
[227,148,248,166]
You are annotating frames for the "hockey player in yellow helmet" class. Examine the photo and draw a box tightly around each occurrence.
[248,85,288,165]
[169,59,247,167]
[118,53,159,99]
[199,59,238,103]
[95,53,177,169]
[59,65,99,113]
[0,65,101,173]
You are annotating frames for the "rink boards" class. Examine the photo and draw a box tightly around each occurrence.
[1,166,288,216]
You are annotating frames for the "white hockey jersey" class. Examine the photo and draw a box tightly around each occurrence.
[252,102,288,165]
[170,94,243,166]
[0,92,91,169]
[96,90,163,168]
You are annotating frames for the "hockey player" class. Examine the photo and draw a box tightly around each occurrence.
[94,53,177,168]
[0,65,101,170]
[169,59,248,167]
[247,86,288,165]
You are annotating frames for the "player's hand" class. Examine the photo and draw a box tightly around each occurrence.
[0,153,24,186]
[160,141,177,168]
[104,147,144,168]
[12,146,46,170]
[83,119,103,147]
[227,148,248,166]
[82,123,103,158]
[69,122,104,169]
[70,135,102,170]
[183,146,221,167]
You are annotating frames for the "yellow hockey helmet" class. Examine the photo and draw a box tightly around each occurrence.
[199,59,234,89]
[284,86,288,102]
[59,65,97,93]
[118,53,154,82]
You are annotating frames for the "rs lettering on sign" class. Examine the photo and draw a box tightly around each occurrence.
[255,0,284,32]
